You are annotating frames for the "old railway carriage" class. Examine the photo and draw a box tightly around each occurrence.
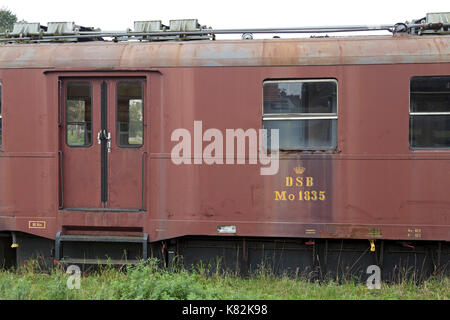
[0,16,449,278]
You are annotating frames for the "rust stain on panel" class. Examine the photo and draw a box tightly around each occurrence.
[0,36,449,69]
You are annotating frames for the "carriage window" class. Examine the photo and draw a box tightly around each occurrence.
[263,80,337,150]
[410,76,450,149]
[0,82,2,147]
[66,82,92,146]
[117,81,143,147]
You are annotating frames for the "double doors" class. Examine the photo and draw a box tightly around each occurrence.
[60,77,146,211]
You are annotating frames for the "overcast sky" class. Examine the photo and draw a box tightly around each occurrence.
[2,0,449,39]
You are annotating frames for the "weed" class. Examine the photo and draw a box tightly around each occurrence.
[0,258,448,300]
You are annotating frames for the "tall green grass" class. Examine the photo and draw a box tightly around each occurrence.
[0,258,448,300]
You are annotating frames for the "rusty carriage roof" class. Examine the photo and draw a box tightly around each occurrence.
[0,34,449,69]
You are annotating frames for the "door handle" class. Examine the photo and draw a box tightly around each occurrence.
[97,130,112,153]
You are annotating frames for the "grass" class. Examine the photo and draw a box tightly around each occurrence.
[0,259,448,300]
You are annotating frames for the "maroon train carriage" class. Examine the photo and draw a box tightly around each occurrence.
[0,15,449,279]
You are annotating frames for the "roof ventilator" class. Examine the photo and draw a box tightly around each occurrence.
[5,21,100,42]
[131,19,213,41]
[10,22,42,37]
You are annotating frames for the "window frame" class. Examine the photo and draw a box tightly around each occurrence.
[262,78,338,151]
[409,76,450,150]
[65,81,93,148]
[115,80,144,149]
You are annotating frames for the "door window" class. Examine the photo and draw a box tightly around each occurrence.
[117,81,143,147]
[66,82,92,147]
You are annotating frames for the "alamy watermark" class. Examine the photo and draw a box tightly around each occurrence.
[66,265,81,290]
[171,121,280,175]
[366,265,381,289]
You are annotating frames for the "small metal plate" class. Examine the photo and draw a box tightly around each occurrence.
[217,225,237,234]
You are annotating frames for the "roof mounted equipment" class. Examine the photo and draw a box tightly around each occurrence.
[409,12,450,35]
[1,13,450,43]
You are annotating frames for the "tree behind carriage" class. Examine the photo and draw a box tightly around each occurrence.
[0,8,17,33]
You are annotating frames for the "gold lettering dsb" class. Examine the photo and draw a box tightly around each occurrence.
[275,175,326,201]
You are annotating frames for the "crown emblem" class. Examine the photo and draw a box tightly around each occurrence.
[294,166,305,175]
